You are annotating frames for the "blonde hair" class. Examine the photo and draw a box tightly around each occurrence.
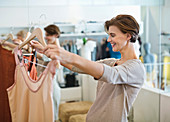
[16,30,26,38]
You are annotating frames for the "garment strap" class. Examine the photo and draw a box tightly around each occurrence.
[13,47,22,65]
[49,60,59,75]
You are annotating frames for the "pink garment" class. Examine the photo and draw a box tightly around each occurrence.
[7,47,57,122]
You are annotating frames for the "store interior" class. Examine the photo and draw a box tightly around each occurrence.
[0,0,170,122]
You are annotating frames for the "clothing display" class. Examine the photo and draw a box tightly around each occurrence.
[143,42,155,73]
[76,39,96,60]
[7,47,57,122]
[23,51,38,81]
[72,58,145,122]
[143,43,157,88]
[29,55,38,80]
[0,45,15,122]
[62,40,78,73]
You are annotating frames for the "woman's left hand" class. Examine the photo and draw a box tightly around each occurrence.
[30,40,44,53]
[43,44,73,64]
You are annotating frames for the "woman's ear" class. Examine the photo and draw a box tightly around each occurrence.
[54,34,59,38]
[126,33,131,41]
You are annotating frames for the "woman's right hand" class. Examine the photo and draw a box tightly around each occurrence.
[30,40,44,53]
[43,44,73,64]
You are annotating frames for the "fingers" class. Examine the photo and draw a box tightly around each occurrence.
[43,44,59,53]
[31,40,40,44]
[46,51,56,60]
[44,48,58,58]
[30,40,39,46]
[30,40,44,53]
[43,44,69,63]
[30,40,36,46]
[45,51,60,61]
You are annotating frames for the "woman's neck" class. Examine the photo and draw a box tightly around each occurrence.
[119,41,138,62]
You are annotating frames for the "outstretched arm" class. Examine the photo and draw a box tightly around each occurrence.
[43,44,104,79]
[30,40,75,69]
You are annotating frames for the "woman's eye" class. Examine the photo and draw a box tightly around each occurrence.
[110,34,115,37]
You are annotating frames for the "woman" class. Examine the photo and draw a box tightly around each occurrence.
[15,30,26,42]
[0,30,26,49]
[34,15,145,122]
[31,24,60,58]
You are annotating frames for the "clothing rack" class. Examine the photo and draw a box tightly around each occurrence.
[21,56,47,68]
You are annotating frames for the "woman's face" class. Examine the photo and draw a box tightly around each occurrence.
[17,35,23,41]
[107,25,131,52]
[45,32,57,44]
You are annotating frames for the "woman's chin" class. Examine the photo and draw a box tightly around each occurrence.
[112,49,118,52]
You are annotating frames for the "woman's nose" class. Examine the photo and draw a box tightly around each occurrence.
[107,36,111,42]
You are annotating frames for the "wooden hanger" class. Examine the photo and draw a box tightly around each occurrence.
[54,38,61,69]
[18,28,47,49]
[22,32,32,52]
[24,32,31,41]
[18,28,61,69]
[1,33,14,44]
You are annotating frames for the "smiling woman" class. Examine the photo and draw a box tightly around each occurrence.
[104,15,140,61]
[105,14,139,43]
[41,14,145,122]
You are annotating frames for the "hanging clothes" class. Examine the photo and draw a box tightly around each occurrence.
[29,55,38,81]
[7,47,57,122]
[0,45,15,122]
[76,39,96,61]
[23,51,38,81]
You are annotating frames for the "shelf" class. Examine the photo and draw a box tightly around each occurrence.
[0,23,107,38]
[60,32,107,38]
[161,33,170,36]
[55,24,76,27]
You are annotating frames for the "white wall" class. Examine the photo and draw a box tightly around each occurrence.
[0,5,141,27]
[160,92,170,122]
[81,75,97,102]
[133,86,170,122]
[133,87,160,122]
[0,0,164,7]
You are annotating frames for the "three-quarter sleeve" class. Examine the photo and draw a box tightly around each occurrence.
[98,61,145,87]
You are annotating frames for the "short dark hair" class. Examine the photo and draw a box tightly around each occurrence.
[104,14,139,43]
[44,24,61,38]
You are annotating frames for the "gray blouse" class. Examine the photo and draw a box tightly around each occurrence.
[71,58,145,122]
